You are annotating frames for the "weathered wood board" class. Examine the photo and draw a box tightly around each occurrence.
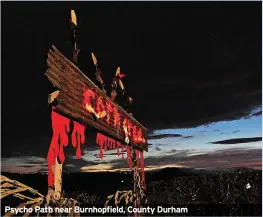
[45,45,148,151]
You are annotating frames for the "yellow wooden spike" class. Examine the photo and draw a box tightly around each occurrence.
[115,67,120,76]
[71,10,77,26]
[91,53,97,65]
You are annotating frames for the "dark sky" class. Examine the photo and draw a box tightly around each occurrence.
[1,2,262,172]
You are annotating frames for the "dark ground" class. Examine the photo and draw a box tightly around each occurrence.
[1,167,262,216]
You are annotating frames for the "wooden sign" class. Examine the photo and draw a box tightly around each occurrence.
[45,45,148,151]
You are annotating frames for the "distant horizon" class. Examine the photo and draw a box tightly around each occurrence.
[1,165,261,175]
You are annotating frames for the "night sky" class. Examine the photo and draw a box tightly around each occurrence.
[1,2,262,173]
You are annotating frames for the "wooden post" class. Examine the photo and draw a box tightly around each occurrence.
[131,147,143,217]
[45,157,63,204]
[54,157,63,200]
[47,92,63,203]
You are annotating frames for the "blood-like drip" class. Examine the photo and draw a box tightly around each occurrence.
[104,138,107,152]
[47,107,70,187]
[126,145,132,169]
[71,121,86,159]
[112,140,116,149]
[116,142,121,156]
[108,138,111,149]
[121,144,124,160]
[96,133,109,159]
[107,138,110,149]
[107,138,115,150]
[96,133,102,159]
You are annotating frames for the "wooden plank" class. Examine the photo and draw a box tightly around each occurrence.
[46,45,148,151]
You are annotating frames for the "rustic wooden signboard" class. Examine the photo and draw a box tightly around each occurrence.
[46,45,148,151]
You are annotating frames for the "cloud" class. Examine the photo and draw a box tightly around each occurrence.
[148,134,182,140]
[244,108,262,119]
[251,111,262,117]
[2,146,262,173]
[183,136,193,139]
[105,147,262,171]
[148,134,194,141]
[1,156,47,173]
[80,163,113,172]
[209,137,262,144]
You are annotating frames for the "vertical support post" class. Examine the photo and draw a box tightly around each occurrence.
[46,157,63,205]
[54,157,63,200]
[131,147,141,217]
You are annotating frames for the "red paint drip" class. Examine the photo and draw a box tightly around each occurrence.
[96,133,107,159]
[107,138,115,150]
[96,133,121,159]
[126,145,132,169]
[121,144,124,160]
[112,140,116,149]
[107,139,110,149]
[104,138,108,152]
[116,142,121,156]
[71,121,86,159]
[47,107,70,187]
